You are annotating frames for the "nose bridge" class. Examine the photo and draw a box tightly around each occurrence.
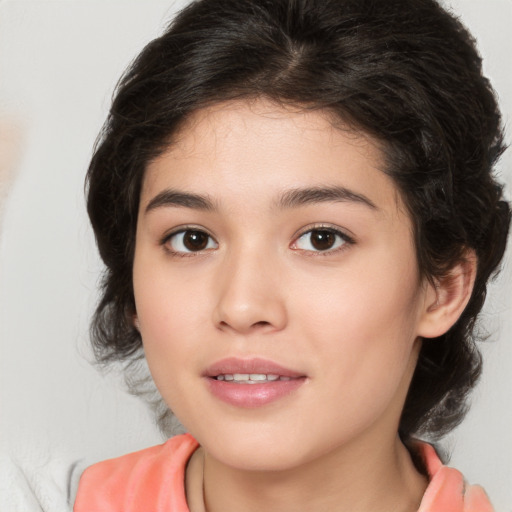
[213,241,287,334]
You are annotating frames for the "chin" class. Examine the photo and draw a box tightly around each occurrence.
[188,420,330,473]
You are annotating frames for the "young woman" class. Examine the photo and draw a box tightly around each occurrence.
[74,0,510,510]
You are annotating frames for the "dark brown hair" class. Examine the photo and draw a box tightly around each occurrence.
[87,0,510,440]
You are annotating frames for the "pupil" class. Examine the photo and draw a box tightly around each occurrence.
[311,230,334,250]
[184,231,208,251]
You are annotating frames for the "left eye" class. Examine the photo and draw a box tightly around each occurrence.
[166,229,218,253]
[292,228,348,252]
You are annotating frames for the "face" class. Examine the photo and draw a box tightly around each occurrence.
[133,99,434,472]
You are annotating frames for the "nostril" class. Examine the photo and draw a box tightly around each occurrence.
[213,294,287,333]
[252,321,271,328]
[217,319,274,333]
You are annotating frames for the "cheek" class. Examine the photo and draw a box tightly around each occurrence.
[133,260,201,391]
[134,255,209,337]
[137,291,200,416]
[291,253,423,379]
[299,282,422,435]
[293,258,422,338]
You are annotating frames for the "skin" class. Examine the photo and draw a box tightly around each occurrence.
[133,99,473,512]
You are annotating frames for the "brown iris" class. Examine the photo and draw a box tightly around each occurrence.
[182,230,210,251]
[309,229,336,251]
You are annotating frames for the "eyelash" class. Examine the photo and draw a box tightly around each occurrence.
[160,224,355,257]
[160,226,218,257]
[290,225,355,255]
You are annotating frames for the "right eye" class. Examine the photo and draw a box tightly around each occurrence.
[164,229,218,254]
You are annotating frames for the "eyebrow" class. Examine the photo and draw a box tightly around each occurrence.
[145,190,216,213]
[144,185,378,214]
[277,186,378,210]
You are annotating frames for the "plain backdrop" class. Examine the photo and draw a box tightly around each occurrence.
[0,0,511,508]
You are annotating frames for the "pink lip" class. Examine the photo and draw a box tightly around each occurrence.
[204,357,304,378]
[204,357,306,408]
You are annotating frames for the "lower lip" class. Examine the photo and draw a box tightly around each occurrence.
[206,378,306,408]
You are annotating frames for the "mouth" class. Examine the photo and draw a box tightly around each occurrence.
[204,357,304,380]
[204,357,306,407]
[213,373,294,383]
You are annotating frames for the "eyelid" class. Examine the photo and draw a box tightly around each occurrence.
[290,224,355,253]
[160,225,218,255]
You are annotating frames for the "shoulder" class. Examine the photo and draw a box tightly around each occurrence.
[74,433,199,512]
[0,446,85,512]
[414,441,495,512]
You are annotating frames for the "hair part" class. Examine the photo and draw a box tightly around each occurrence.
[87,0,510,440]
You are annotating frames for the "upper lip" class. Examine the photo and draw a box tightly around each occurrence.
[204,357,305,378]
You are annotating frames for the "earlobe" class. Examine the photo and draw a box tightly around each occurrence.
[133,314,140,331]
[418,251,477,339]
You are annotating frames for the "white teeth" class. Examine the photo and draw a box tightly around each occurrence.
[249,374,267,381]
[215,373,293,383]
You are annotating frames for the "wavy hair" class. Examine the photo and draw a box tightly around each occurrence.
[86,0,510,440]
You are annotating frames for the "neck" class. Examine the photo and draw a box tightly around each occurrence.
[189,432,427,512]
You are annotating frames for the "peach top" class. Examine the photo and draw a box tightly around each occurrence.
[74,434,494,511]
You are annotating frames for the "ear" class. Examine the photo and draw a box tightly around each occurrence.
[133,313,140,331]
[417,251,477,339]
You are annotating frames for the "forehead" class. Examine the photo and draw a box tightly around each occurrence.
[160,100,381,168]
[141,99,404,218]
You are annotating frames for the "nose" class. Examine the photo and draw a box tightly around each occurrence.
[212,248,288,335]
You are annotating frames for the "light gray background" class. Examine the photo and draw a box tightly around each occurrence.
[0,0,511,508]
